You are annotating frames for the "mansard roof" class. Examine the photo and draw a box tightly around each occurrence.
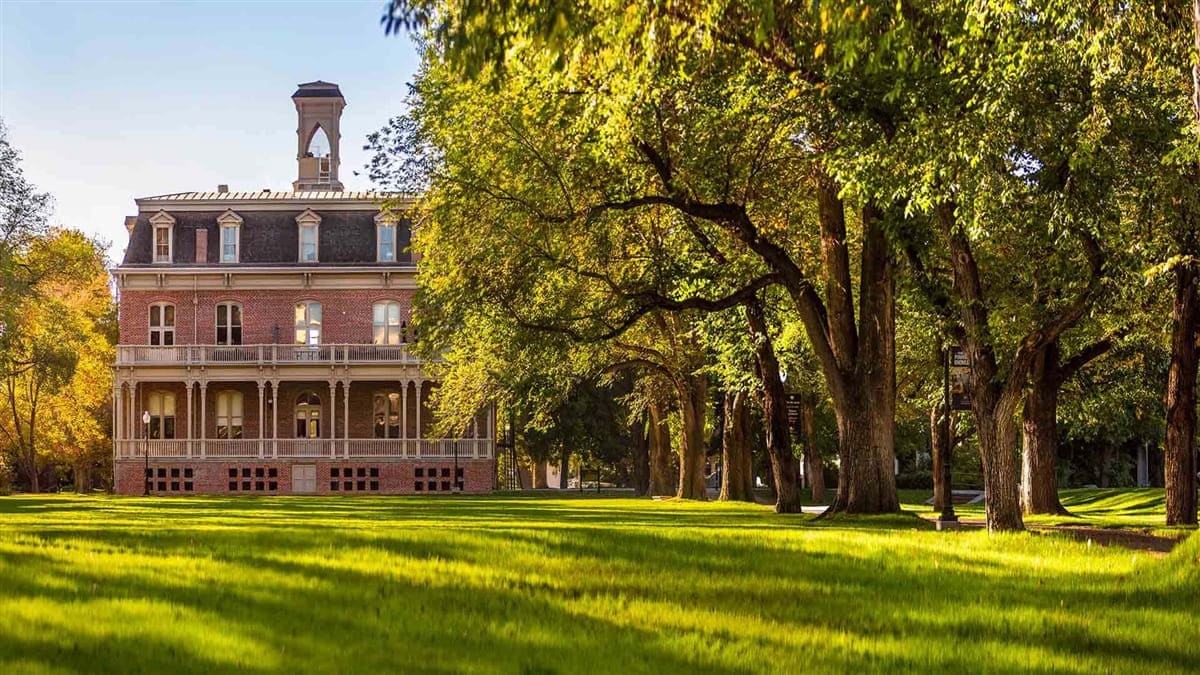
[120,206,413,267]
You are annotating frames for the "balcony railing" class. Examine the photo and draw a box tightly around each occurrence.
[116,344,420,366]
[115,438,492,460]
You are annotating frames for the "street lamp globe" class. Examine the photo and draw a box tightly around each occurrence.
[142,411,151,425]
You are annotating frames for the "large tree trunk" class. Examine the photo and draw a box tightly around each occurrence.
[1165,0,1200,526]
[745,300,803,513]
[973,388,1025,532]
[531,459,549,489]
[801,396,825,504]
[1165,258,1200,525]
[930,400,950,512]
[558,445,570,490]
[647,401,674,496]
[676,373,708,500]
[1021,347,1069,516]
[823,204,898,515]
[630,412,651,497]
[719,390,754,502]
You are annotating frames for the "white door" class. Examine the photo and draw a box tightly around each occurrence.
[292,464,316,493]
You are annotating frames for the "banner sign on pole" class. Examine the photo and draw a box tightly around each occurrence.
[949,346,972,411]
[785,393,803,431]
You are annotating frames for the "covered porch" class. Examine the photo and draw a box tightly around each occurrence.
[113,378,494,461]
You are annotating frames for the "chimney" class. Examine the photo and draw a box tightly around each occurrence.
[195,230,208,263]
[217,184,229,193]
[292,81,346,192]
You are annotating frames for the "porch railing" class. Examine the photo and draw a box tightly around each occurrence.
[115,344,422,366]
[116,438,492,460]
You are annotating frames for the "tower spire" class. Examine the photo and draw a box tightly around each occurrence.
[292,81,346,192]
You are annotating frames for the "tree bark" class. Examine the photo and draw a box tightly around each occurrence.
[558,444,570,490]
[531,458,549,489]
[676,373,708,500]
[801,396,825,503]
[630,411,651,497]
[719,390,754,502]
[1165,0,1200,527]
[1165,258,1200,525]
[1021,364,1068,515]
[823,203,899,514]
[647,400,674,496]
[745,300,803,513]
[930,400,950,512]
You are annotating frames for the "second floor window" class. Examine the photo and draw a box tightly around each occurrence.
[149,303,175,346]
[153,225,171,263]
[216,391,244,439]
[373,301,403,345]
[378,223,396,262]
[215,303,242,345]
[294,301,321,346]
[299,224,318,262]
[147,391,176,439]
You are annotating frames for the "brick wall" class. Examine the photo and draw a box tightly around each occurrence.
[114,458,496,495]
[118,289,415,345]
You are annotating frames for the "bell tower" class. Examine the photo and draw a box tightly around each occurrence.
[292,81,346,192]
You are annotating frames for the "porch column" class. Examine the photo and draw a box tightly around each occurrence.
[415,379,423,457]
[342,380,350,458]
[113,382,123,458]
[257,380,266,458]
[487,403,495,459]
[199,381,207,458]
[271,379,280,458]
[400,380,409,457]
[185,381,194,458]
[328,381,337,459]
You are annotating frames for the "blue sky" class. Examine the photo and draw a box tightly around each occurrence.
[0,0,420,262]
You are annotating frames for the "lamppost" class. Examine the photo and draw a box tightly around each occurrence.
[142,410,151,496]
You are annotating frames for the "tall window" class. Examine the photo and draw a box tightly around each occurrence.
[154,226,172,263]
[150,211,175,264]
[215,303,242,345]
[295,392,321,438]
[299,224,318,262]
[296,210,321,262]
[378,223,396,262]
[294,301,321,346]
[373,392,401,438]
[148,303,175,346]
[216,391,244,439]
[147,391,176,439]
[220,225,239,262]
[372,301,403,345]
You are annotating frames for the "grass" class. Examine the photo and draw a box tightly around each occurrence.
[0,492,1196,674]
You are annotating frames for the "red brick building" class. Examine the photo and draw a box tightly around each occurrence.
[112,82,495,495]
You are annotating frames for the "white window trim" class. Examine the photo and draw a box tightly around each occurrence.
[217,210,243,264]
[147,391,177,439]
[149,210,176,264]
[372,390,402,439]
[215,301,243,346]
[148,302,176,346]
[372,301,403,345]
[374,211,398,262]
[296,209,321,263]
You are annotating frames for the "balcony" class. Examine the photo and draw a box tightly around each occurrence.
[116,344,419,366]
[115,438,492,460]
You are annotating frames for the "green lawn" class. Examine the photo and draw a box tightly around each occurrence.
[0,493,1196,674]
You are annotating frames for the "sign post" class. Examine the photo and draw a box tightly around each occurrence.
[938,347,965,531]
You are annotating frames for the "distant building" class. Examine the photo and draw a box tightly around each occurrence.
[111,82,494,495]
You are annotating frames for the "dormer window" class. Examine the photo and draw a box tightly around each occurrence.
[375,212,398,262]
[296,210,321,262]
[149,211,175,264]
[217,210,243,263]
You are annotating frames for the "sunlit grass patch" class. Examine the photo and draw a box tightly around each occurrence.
[0,492,1194,673]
